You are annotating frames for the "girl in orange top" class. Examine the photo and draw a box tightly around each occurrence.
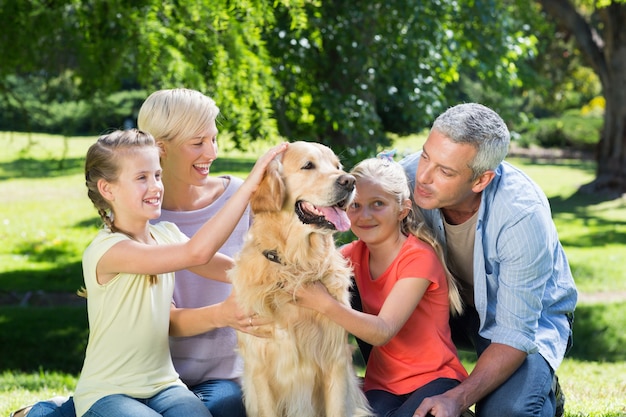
[295,154,469,417]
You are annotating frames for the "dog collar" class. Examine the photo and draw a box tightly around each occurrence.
[262,249,284,265]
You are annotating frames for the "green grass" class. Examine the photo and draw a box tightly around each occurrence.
[509,158,626,295]
[3,359,625,417]
[1,132,626,417]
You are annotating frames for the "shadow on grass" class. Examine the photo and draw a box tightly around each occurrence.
[0,157,85,180]
[567,302,626,362]
[0,306,88,374]
[457,302,626,363]
[549,191,626,247]
[74,217,102,229]
[0,262,85,293]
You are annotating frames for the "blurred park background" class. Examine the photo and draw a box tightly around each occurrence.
[1,1,625,416]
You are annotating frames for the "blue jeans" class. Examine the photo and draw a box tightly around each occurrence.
[189,379,246,417]
[450,307,556,417]
[477,353,555,417]
[27,380,244,417]
[27,398,75,417]
[84,385,211,417]
[29,386,212,417]
[366,378,460,417]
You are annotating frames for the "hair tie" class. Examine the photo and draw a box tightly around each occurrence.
[376,149,397,164]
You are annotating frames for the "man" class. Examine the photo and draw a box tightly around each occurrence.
[400,103,577,417]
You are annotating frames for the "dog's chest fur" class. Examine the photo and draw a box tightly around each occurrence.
[232,211,352,322]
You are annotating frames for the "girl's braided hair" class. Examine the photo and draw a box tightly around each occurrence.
[81,129,159,295]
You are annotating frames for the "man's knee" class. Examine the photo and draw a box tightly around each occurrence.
[476,362,555,417]
[478,394,555,417]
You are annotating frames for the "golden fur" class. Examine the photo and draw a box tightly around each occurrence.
[229,141,372,417]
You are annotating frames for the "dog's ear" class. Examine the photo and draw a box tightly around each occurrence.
[250,158,285,213]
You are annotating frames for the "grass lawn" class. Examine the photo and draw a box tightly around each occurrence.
[1,132,625,416]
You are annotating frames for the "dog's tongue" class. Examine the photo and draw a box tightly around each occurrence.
[320,206,351,232]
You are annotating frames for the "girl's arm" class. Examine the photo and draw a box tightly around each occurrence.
[97,143,287,283]
[296,277,430,346]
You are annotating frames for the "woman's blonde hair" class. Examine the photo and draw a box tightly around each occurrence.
[137,88,220,144]
[81,128,159,295]
[350,157,464,315]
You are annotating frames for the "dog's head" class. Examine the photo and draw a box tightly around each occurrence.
[251,141,355,233]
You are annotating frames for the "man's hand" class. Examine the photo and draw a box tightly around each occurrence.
[413,390,464,417]
[414,343,527,417]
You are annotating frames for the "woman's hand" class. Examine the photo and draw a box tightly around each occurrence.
[223,291,273,338]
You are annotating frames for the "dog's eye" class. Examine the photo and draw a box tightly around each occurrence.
[302,161,315,170]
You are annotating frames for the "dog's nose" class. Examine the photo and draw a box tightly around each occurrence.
[337,174,356,191]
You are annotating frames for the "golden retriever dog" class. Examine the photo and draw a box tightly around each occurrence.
[229,141,372,417]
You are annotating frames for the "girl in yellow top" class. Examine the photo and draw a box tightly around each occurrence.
[74,129,285,417]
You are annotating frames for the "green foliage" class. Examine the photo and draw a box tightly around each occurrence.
[516,110,603,151]
[1,0,552,167]
[0,0,311,144]
[0,77,147,135]
[266,0,542,165]
[0,0,619,193]
[513,3,602,117]
[132,0,293,146]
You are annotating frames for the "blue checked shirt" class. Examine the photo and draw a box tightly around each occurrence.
[401,153,578,371]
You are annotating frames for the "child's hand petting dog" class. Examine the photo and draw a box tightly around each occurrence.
[293,281,334,314]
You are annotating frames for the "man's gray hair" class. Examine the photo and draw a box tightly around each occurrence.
[432,103,510,180]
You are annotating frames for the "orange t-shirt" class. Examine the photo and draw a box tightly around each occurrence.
[342,235,468,394]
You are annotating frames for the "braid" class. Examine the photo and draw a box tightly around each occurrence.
[97,208,113,230]
[99,209,158,286]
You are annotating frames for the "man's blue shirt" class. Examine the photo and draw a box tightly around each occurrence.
[401,153,577,370]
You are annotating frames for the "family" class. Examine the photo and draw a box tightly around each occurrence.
[13,88,577,417]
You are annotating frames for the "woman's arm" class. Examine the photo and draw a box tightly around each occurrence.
[169,293,273,337]
[187,252,233,283]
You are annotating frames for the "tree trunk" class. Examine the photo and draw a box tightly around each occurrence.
[537,0,626,197]
[590,53,626,196]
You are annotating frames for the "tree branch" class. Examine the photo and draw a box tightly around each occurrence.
[536,0,608,81]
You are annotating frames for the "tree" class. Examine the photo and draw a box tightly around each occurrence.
[0,0,309,143]
[536,0,626,195]
[266,0,539,162]
[1,0,540,164]
[5,0,596,173]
